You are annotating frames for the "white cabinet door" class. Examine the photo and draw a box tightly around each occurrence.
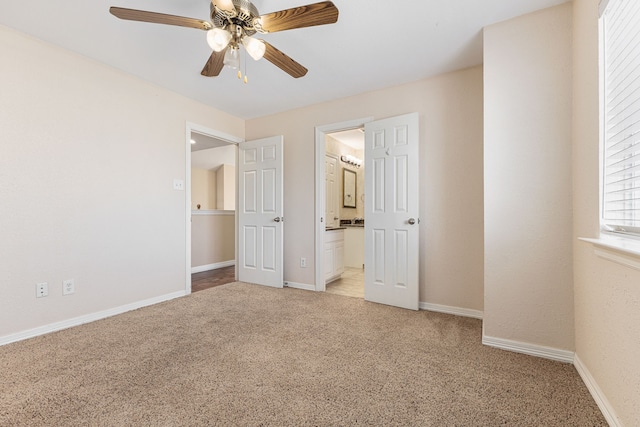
[364,113,420,310]
[324,242,335,281]
[334,241,344,276]
[238,136,283,288]
[344,227,364,268]
[324,229,344,283]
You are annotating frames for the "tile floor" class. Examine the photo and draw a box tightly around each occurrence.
[325,267,364,299]
[194,265,365,299]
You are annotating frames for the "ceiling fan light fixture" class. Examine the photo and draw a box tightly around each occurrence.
[223,46,240,69]
[109,1,340,79]
[206,28,232,52]
[242,36,266,61]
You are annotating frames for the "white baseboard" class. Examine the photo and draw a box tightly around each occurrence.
[574,354,621,427]
[0,290,186,347]
[284,281,316,291]
[191,260,235,274]
[482,335,575,363]
[419,302,484,319]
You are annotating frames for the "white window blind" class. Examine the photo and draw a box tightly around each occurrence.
[602,0,640,235]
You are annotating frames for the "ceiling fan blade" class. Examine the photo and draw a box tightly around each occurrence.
[211,0,237,17]
[262,41,308,78]
[201,48,227,77]
[109,7,212,31]
[256,1,338,33]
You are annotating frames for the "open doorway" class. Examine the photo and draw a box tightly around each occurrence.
[316,114,420,309]
[185,123,242,294]
[324,128,365,298]
[315,117,371,298]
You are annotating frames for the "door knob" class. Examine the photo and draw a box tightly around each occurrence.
[408,218,416,225]
[273,217,282,222]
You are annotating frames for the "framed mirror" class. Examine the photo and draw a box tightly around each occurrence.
[343,169,356,208]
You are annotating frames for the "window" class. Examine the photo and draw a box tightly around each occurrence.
[600,0,640,236]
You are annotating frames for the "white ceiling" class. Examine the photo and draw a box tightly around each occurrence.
[330,129,364,150]
[190,131,232,152]
[0,0,568,120]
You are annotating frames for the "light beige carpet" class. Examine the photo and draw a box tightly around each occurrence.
[0,282,605,426]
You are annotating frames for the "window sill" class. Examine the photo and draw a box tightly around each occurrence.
[579,236,640,271]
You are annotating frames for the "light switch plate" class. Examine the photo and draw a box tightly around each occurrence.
[173,179,184,191]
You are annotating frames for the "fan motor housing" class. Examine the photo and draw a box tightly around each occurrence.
[210,0,260,35]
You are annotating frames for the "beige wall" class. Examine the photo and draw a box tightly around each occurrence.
[191,145,237,210]
[0,25,244,339]
[572,0,640,425]
[325,135,365,220]
[483,4,574,350]
[191,168,217,210]
[247,67,485,311]
[3,4,638,422]
[216,164,235,211]
[191,213,235,268]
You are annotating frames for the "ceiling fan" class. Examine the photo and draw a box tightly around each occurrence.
[109,0,339,80]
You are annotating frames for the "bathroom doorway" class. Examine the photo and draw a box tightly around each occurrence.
[316,114,420,309]
[316,121,368,298]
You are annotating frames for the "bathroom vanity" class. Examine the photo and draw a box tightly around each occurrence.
[324,228,345,283]
[344,226,364,269]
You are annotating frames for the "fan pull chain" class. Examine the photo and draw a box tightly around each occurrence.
[243,49,248,84]
[236,48,243,80]
[235,48,248,84]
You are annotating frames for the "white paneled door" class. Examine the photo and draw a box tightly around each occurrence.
[238,136,284,288]
[325,155,339,228]
[364,113,419,310]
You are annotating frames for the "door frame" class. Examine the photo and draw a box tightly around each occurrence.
[185,122,243,295]
[314,117,373,292]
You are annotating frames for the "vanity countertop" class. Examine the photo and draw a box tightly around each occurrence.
[325,227,346,231]
[340,219,364,227]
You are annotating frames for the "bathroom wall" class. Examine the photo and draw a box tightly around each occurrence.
[325,135,365,220]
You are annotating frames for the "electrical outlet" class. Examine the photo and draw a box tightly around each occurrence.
[36,282,48,298]
[63,279,75,295]
[300,257,307,268]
